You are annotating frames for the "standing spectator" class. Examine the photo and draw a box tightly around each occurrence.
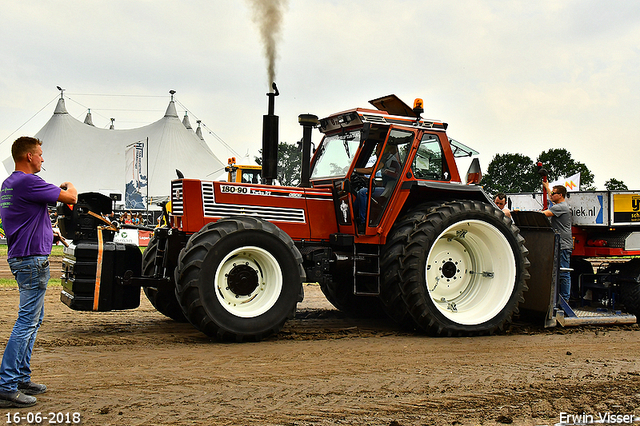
[542,182,572,302]
[494,193,511,219]
[0,137,77,407]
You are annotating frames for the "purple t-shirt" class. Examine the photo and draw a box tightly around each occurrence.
[0,172,61,259]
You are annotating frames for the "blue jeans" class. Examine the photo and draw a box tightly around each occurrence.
[354,186,384,224]
[354,187,368,223]
[559,249,572,301]
[0,256,49,392]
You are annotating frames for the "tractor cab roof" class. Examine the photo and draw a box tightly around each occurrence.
[318,94,448,135]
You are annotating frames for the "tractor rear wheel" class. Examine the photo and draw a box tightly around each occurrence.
[397,200,529,336]
[380,203,439,329]
[174,217,305,342]
[142,236,187,322]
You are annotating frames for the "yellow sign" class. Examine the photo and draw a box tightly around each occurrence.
[613,193,640,222]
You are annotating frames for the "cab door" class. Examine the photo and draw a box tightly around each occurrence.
[364,127,416,232]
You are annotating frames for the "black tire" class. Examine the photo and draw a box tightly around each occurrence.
[570,257,594,299]
[174,217,305,342]
[142,236,187,322]
[620,283,640,316]
[319,265,387,318]
[614,258,640,316]
[380,202,441,329]
[398,200,530,336]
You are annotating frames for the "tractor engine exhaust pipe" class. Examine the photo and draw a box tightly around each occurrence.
[261,82,279,185]
[298,113,319,188]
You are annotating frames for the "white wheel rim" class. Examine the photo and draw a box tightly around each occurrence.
[215,246,283,318]
[426,219,516,325]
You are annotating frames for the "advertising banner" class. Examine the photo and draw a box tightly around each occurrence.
[113,229,152,247]
[125,140,147,209]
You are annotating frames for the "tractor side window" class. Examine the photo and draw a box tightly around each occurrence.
[310,131,361,180]
[413,133,447,180]
[372,129,413,196]
[242,170,262,184]
[352,126,389,171]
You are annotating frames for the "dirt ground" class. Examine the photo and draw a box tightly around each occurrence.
[0,257,639,426]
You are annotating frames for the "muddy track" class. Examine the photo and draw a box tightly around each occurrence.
[0,281,638,425]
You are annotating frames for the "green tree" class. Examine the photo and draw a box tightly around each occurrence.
[255,141,301,186]
[604,178,628,191]
[536,148,595,190]
[480,153,540,194]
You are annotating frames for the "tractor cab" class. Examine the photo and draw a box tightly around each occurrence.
[310,96,463,238]
[225,157,263,184]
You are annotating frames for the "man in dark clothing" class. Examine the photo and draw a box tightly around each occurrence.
[0,137,77,407]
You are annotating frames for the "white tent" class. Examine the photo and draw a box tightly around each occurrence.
[3,96,225,205]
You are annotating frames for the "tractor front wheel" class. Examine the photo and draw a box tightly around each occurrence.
[175,217,305,342]
[142,236,187,322]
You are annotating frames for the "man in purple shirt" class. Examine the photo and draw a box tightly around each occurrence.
[0,137,77,408]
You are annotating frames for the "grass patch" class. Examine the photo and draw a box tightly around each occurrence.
[0,245,66,287]
[0,279,61,288]
[0,245,66,258]
[0,244,141,288]
[0,278,16,287]
[1,245,139,257]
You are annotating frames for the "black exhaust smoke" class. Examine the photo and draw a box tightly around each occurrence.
[262,82,279,185]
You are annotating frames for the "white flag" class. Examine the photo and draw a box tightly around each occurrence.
[550,172,580,192]
[125,140,147,209]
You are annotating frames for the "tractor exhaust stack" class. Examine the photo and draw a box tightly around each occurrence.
[298,113,319,188]
[261,82,279,185]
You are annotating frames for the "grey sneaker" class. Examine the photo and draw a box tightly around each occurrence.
[18,381,47,395]
[0,390,37,408]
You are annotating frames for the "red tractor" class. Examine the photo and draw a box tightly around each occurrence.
[58,90,531,341]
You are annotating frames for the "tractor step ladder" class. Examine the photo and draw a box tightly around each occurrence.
[353,244,380,296]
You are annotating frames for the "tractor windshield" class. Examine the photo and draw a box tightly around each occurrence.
[310,130,361,180]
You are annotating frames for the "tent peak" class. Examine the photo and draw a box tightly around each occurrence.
[182,111,193,130]
[195,120,204,140]
[84,108,95,126]
[54,97,68,115]
[165,100,179,118]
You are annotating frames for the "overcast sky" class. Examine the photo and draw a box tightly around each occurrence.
[1,0,639,190]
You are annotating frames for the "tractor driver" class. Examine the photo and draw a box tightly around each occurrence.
[353,142,383,228]
[352,142,402,229]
